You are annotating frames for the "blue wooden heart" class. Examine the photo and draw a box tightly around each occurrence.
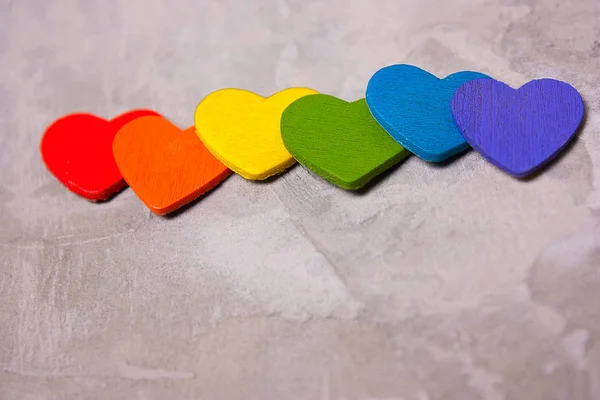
[451,78,584,177]
[365,64,491,162]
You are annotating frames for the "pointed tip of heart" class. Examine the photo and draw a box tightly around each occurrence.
[145,168,232,215]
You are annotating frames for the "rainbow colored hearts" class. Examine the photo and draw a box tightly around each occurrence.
[451,78,584,177]
[366,64,490,162]
[281,95,410,190]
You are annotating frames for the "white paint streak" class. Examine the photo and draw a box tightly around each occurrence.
[276,0,291,18]
[117,362,195,381]
[2,364,195,381]
[562,329,590,369]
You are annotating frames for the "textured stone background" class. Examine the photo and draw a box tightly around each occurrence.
[1,0,599,399]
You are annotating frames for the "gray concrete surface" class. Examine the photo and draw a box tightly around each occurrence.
[1,0,600,399]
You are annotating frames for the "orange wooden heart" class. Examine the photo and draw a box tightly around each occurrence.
[113,116,231,215]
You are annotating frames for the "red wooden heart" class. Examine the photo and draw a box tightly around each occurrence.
[40,110,159,201]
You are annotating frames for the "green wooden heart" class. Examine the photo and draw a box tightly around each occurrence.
[281,95,410,190]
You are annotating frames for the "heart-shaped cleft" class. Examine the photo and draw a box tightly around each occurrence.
[194,87,318,180]
[366,64,491,162]
[281,94,410,190]
[451,78,584,177]
[113,116,231,215]
[40,109,159,201]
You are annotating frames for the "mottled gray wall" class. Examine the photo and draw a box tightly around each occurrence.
[1,0,599,399]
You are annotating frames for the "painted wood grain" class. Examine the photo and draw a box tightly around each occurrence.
[281,95,410,190]
[365,64,491,162]
[451,78,585,177]
[113,116,231,215]
[194,88,318,180]
[40,109,160,201]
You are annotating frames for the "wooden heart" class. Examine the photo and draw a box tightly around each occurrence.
[40,110,159,200]
[281,95,410,190]
[113,116,231,215]
[366,64,490,162]
[194,88,318,180]
[451,78,585,177]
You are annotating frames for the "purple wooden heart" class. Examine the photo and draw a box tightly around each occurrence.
[450,78,584,177]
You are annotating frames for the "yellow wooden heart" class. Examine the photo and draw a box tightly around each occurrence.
[194,88,318,180]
